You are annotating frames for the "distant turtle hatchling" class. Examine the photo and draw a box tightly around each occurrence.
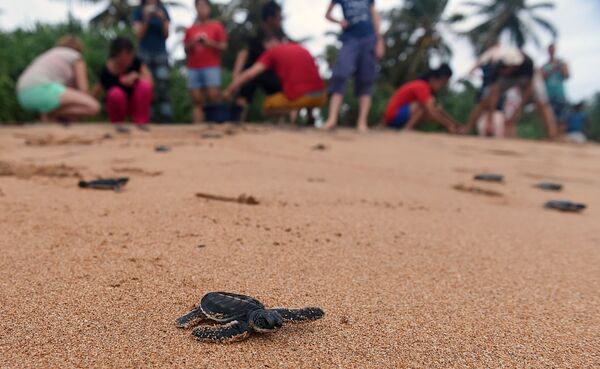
[544,200,587,213]
[78,177,129,192]
[474,173,504,183]
[176,292,324,343]
[535,182,563,191]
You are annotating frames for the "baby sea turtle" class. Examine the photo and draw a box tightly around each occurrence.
[79,177,129,192]
[176,292,324,343]
[535,182,563,192]
[544,200,587,213]
[474,173,504,183]
[155,145,171,153]
[115,125,131,134]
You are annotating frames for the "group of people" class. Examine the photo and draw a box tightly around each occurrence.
[15,0,588,143]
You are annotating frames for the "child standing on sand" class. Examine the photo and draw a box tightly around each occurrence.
[322,0,384,132]
[184,0,228,123]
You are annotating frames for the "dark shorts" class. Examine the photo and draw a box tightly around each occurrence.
[329,35,378,97]
[239,70,282,103]
[549,97,567,121]
[387,104,411,129]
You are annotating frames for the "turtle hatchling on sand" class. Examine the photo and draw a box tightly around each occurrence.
[176,292,324,343]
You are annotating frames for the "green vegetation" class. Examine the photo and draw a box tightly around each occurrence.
[0,0,598,142]
[461,0,557,51]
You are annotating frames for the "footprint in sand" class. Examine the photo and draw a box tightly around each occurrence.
[453,184,504,198]
[112,167,163,177]
[0,161,82,179]
[16,134,109,146]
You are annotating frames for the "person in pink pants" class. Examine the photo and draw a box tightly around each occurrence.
[105,79,153,123]
[94,37,154,124]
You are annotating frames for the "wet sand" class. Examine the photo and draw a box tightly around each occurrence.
[0,124,598,368]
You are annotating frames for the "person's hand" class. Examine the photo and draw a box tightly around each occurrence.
[222,86,235,100]
[375,37,385,60]
[143,6,155,20]
[156,9,166,21]
[120,72,140,87]
[340,20,349,30]
[197,34,208,45]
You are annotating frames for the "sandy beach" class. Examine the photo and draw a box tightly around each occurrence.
[0,123,598,368]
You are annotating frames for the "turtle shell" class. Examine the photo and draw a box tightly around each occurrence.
[201,292,265,323]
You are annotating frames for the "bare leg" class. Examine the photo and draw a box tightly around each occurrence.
[464,102,486,134]
[322,93,343,131]
[51,104,100,118]
[536,100,558,139]
[289,110,299,125]
[191,89,205,124]
[357,95,371,133]
[404,103,425,130]
[206,87,222,104]
[50,88,100,120]
[236,97,249,123]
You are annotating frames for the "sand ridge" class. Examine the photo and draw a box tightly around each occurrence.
[0,124,599,368]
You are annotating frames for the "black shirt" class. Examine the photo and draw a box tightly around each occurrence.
[491,54,534,82]
[99,57,143,95]
[511,55,534,78]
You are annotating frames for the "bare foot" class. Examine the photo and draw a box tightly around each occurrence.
[357,122,369,133]
[321,120,337,131]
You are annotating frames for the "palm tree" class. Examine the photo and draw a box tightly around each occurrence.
[55,0,185,28]
[460,0,557,51]
[381,0,462,85]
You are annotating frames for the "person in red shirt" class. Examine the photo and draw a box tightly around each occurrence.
[184,0,228,123]
[224,35,326,120]
[384,64,460,133]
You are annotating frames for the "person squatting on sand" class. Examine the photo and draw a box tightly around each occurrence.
[184,0,228,123]
[16,35,100,121]
[462,48,558,139]
[133,0,173,123]
[383,64,461,133]
[232,1,288,122]
[93,37,154,125]
[563,102,588,144]
[224,36,326,119]
[322,0,385,133]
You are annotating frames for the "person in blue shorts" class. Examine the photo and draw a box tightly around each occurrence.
[322,0,385,132]
[383,64,460,133]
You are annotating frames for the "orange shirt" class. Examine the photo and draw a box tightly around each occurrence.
[184,21,227,69]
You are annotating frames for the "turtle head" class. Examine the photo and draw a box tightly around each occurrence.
[248,309,283,333]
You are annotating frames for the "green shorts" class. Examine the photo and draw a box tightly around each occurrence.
[17,83,66,113]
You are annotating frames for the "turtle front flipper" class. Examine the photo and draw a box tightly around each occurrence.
[191,321,250,343]
[272,307,325,322]
[175,307,208,329]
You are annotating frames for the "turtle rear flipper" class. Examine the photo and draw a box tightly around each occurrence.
[273,307,325,322]
[175,307,208,329]
[191,321,250,343]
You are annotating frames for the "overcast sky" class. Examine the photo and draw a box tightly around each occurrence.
[2,0,599,100]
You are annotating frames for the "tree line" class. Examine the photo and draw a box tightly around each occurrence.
[1,0,599,141]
